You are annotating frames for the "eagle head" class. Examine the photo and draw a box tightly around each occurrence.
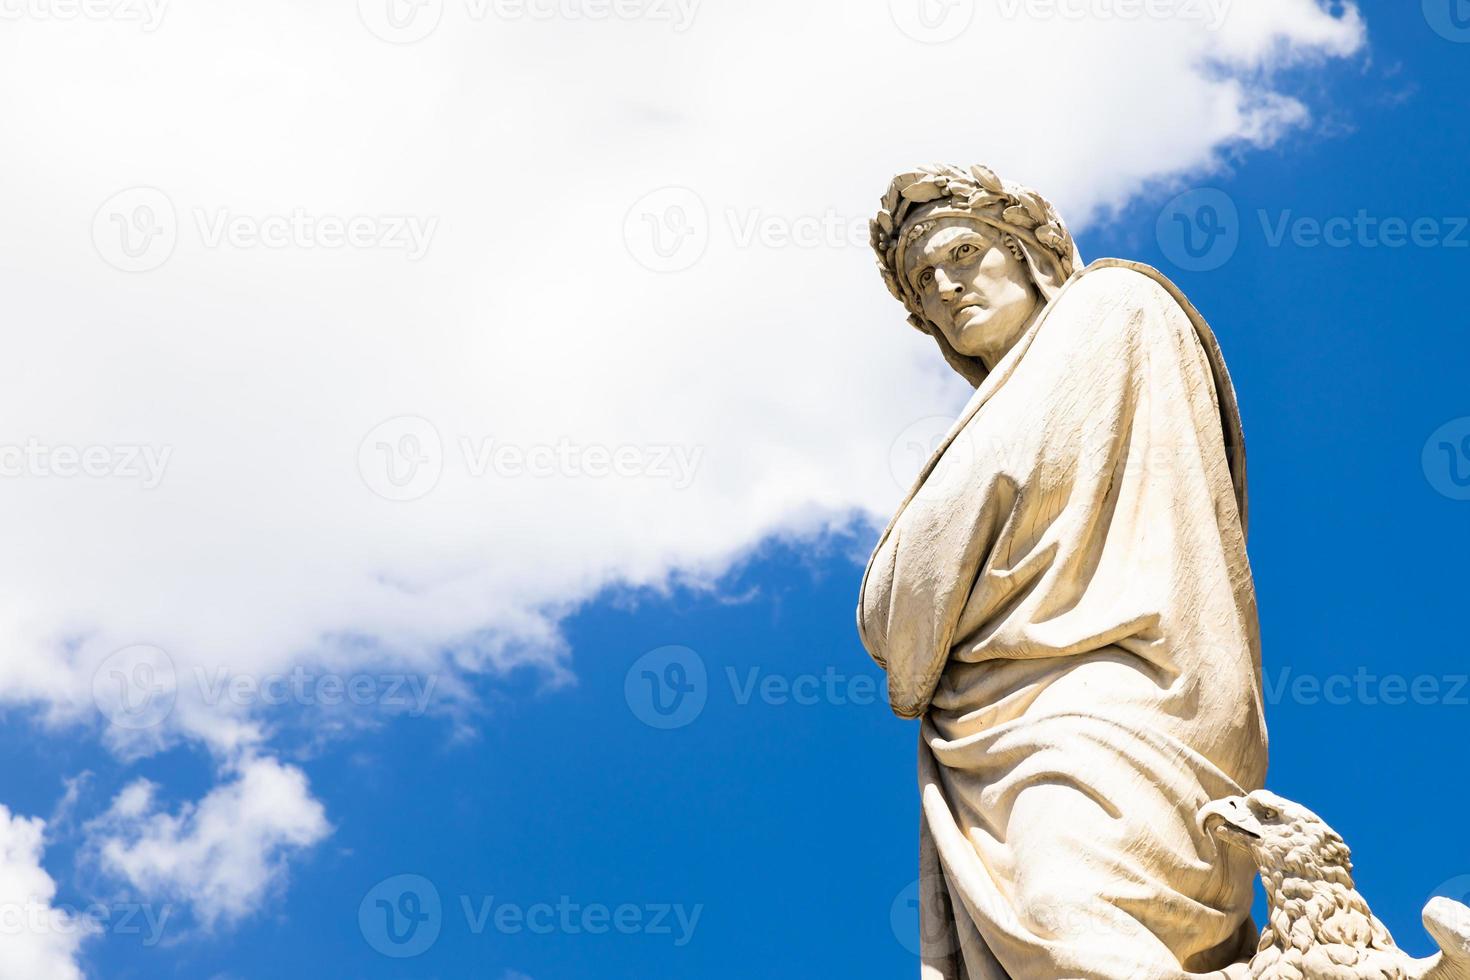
[1198,789,1355,883]
[1198,790,1470,979]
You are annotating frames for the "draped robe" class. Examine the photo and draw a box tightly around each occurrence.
[858,261,1269,980]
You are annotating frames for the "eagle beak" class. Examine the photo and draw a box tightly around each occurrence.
[1198,796,1262,849]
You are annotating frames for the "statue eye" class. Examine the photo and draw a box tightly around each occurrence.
[1259,807,1278,821]
[919,269,935,288]
[954,244,977,260]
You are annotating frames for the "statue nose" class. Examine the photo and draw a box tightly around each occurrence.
[934,270,963,300]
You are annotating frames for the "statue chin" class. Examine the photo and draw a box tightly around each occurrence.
[944,303,1036,367]
[947,323,998,360]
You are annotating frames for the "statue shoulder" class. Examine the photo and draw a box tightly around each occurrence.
[1030,259,1180,356]
[1042,259,1204,350]
[1053,257,1250,530]
[1064,259,1190,314]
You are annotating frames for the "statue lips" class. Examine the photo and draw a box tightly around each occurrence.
[953,302,988,329]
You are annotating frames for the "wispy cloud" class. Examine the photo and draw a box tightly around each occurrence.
[0,807,95,980]
[84,757,330,931]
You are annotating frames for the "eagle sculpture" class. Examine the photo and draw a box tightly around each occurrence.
[1199,790,1470,980]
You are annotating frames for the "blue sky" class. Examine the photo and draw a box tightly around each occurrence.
[3,1,1469,978]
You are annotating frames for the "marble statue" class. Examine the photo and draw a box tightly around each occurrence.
[857,164,1470,979]
[858,164,1268,978]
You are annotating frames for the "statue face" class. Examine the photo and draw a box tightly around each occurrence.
[903,216,1039,367]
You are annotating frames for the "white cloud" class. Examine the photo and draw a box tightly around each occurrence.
[85,757,331,930]
[0,808,93,980]
[0,0,1363,931]
[0,0,1367,740]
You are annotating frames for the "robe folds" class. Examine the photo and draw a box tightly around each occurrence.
[858,261,1269,980]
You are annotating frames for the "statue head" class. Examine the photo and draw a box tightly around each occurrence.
[871,165,1082,385]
